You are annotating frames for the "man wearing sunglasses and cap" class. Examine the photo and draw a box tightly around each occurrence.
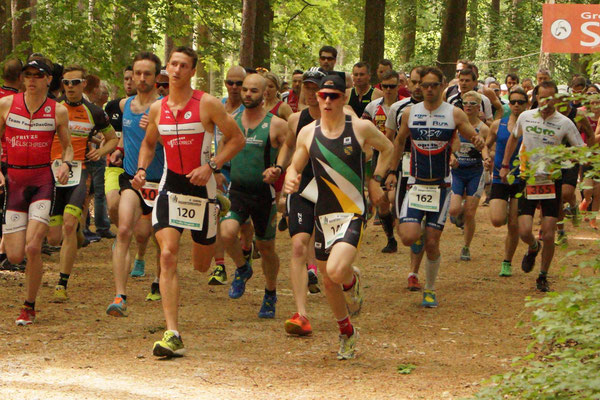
[285,74,393,360]
[0,57,74,325]
[155,69,169,97]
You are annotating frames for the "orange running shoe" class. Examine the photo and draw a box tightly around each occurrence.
[590,219,598,230]
[579,199,589,213]
[284,313,312,336]
[16,307,35,326]
[407,275,422,291]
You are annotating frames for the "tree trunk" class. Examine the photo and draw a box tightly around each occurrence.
[399,0,416,64]
[505,0,522,72]
[464,0,478,60]
[361,0,385,85]
[12,0,32,56]
[437,0,468,81]
[538,0,555,72]
[0,0,12,60]
[195,23,210,92]
[252,0,273,70]
[487,0,500,75]
[239,0,257,68]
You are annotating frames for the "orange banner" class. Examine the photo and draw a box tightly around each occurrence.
[543,4,600,53]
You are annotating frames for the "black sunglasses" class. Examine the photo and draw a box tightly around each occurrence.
[381,84,398,89]
[62,79,84,86]
[420,82,441,89]
[225,80,243,87]
[320,56,336,61]
[317,92,342,100]
[156,82,169,89]
[24,71,46,79]
[509,99,527,105]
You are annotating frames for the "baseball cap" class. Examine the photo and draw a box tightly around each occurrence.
[319,74,345,92]
[303,67,325,85]
[22,60,52,75]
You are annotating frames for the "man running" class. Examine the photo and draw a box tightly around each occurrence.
[284,74,393,359]
[0,58,73,325]
[500,81,584,292]
[282,69,303,112]
[347,62,382,117]
[135,46,244,357]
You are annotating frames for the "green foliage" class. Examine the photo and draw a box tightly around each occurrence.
[397,364,417,375]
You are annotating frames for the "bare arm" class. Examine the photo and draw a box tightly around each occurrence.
[133,102,161,189]
[263,116,291,184]
[277,102,293,121]
[499,123,522,183]
[577,109,595,147]
[55,104,74,185]
[284,124,313,194]
[454,108,484,149]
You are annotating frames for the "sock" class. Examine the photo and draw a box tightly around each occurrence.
[169,329,180,338]
[337,316,354,337]
[265,288,276,297]
[24,300,35,310]
[408,272,418,278]
[151,281,160,294]
[118,294,127,301]
[307,264,317,274]
[0,253,6,262]
[215,257,225,266]
[380,212,395,239]
[58,273,70,288]
[342,274,356,291]
[529,241,539,252]
[503,259,511,264]
[539,271,547,277]
[425,256,441,291]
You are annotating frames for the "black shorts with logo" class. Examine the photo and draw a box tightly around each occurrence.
[517,179,562,218]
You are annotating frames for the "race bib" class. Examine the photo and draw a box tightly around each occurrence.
[408,184,441,212]
[526,179,556,200]
[139,182,159,207]
[167,192,207,230]
[401,152,411,178]
[52,160,82,187]
[458,142,474,156]
[319,212,354,249]
[300,178,318,203]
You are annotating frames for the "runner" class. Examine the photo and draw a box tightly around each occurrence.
[263,72,293,121]
[394,67,484,307]
[347,62,382,117]
[500,81,584,292]
[220,73,289,318]
[106,52,165,316]
[155,68,169,97]
[47,65,117,302]
[284,73,393,359]
[447,69,495,125]
[281,69,303,112]
[0,58,73,325]
[134,46,244,356]
[448,90,491,261]
[487,86,528,277]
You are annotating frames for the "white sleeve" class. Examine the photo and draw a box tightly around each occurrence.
[482,96,493,120]
[513,112,525,138]
[362,100,376,121]
[385,104,399,132]
[565,119,585,147]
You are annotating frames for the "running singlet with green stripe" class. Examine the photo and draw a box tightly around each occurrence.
[310,114,366,217]
[229,112,278,195]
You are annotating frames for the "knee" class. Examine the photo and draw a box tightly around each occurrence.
[160,247,178,270]
[134,230,150,245]
[325,264,346,284]
[464,207,477,220]
[321,271,340,288]
[7,251,24,264]
[62,216,78,236]
[490,215,505,228]
[424,237,438,255]
[541,229,555,244]
[117,224,133,241]
[25,240,42,259]
[255,241,274,256]
[291,239,308,259]
[398,229,417,246]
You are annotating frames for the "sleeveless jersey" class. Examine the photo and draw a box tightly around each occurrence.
[4,93,57,168]
[310,115,365,217]
[407,102,457,184]
[158,90,212,175]
[349,87,375,117]
[270,100,283,117]
[456,121,483,168]
[230,112,278,195]
[285,90,299,112]
[214,97,244,161]
[0,86,19,164]
[362,98,389,134]
[297,108,316,192]
[493,117,521,184]
[386,96,419,152]
[122,95,164,180]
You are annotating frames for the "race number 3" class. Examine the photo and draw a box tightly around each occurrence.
[52,160,82,187]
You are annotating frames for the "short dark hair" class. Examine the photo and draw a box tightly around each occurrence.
[508,86,528,100]
[459,68,477,81]
[539,80,558,94]
[409,66,424,76]
[63,64,87,79]
[522,77,533,84]
[168,46,198,69]
[124,65,133,72]
[292,69,304,76]
[419,66,444,83]
[2,58,22,82]
[379,59,393,68]
[353,61,371,74]
[84,74,100,95]
[505,73,519,84]
[381,70,399,81]
[570,76,587,89]
[456,59,470,66]
[132,51,162,76]
[319,45,337,58]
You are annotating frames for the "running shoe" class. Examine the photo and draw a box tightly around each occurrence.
[278,216,288,232]
[228,264,253,299]
[407,275,421,291]
[16,307,35,326]
[460,246,471,261]
[258,293,277,319]
[536,275,550,292]
[84,229,101,243]
[106,295,127,317]
[153,330,185,357]
[146,283,161,301]
[579,199,589,213]
[422,290,438,308]
[451,212,465,229]
[555,230,567,247]
[97,229,116,239]
[252,239,261,259]
[284,313,312,336]
[130,259,145,277]
[343,266,363,317]
[76,224,87,249]
[307,269,320,294]
[216,192,231,218]
[522,240,541,273]
[208,264,227,285]
[337,329,359,360]
[499,261,512,277]
[590,219,598,230]
[54,284,68,302]
[381,237,398,253]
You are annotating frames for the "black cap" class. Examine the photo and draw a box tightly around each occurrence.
[22,60,52,75]
[303,68,325,85]
[319,74,346,92]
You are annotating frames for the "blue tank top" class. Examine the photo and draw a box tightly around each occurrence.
[122,96,164,180]
[492,117,521,184]
[457,122,483,169]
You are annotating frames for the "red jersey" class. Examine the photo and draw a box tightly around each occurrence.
[285,90,299,112]
[0,86,19,163]
[4,93,57,168]
[157,90,213,175]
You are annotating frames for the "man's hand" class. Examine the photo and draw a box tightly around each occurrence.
[109,150,123,166]
[86,148,101,162]
[499,166,509,183]
[483,157,492,171]
[450,154,459,169]
[262,166,281,184]
[385,173,397,191]
[139,113,149,130]
[186,164,213,186]
[214,172,227,192]
[368,178,385,208]
[132,169,146,190]
[284,172,300,194]
[56,163,70,185]
[471,135,485,150]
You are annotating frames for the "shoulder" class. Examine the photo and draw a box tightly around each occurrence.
[270,113,287,130]
[490,119,501,130]
[199,92,222,109]
[149,100,162,113]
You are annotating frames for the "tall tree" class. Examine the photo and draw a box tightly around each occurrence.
[437,0,468,80]
[195,23,210,91]
[252,0,273,70]
[464,0,478,60]
[362,0,385,84]
[0,0,12,60]
[487,0,500,75]
[239,0,256,68]
[12,0,32,56]
[538,0,554,72]
[398,0,416,64]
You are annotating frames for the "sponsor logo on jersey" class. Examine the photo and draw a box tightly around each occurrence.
[433,120,449,126]
[44,106,51,113]
[343,137,351,145]
[262,122,268,129]
[525,125,555,136]
[184,111,192,120]
[344,146,353,155]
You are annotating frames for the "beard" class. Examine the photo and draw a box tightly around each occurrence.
[243,97,263,109]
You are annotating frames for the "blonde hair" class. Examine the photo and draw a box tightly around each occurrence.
[263,72,280,91]
[463,90,481,103]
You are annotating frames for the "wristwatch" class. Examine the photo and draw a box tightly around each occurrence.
[208,159,220,173]
[373,174,384,183]
[64,161,73,172]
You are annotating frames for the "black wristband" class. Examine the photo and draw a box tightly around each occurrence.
[274,165,284,174]
[64,161,73,172]
[137,167,146,173]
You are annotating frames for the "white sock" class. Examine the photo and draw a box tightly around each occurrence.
[408,272,418,278]
[425,256,441,291]
[169,329,180,338]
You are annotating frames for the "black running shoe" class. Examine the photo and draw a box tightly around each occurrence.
[536,275,550,292]
[381,237,397,253]
[277,217,288,232]
[522,240,541,273]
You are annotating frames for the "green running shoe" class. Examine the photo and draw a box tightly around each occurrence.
[499,261,512,277]
[422,290,438,308]
[130,259,145,277]
[208,264,227,285]
[153,330,185,357]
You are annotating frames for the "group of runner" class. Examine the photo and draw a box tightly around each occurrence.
[0,45,597,361]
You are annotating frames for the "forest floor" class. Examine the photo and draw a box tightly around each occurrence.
[0,206,597,400]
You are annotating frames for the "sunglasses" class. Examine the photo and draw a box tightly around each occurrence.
[509,99,527,105]
[317,92,342,100]
[456,69,463,74]
[420,82,441,89]
[62,79,84,86]
[320,56,336,61]
[381,84,398,89]
[463,101,480,106]
[156,82,169,89]
[225,80,243,87]
[24,71,46,79]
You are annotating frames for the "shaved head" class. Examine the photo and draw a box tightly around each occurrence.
[226,65,246,81]
[244,73,267,91]
[241,73,266,109]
